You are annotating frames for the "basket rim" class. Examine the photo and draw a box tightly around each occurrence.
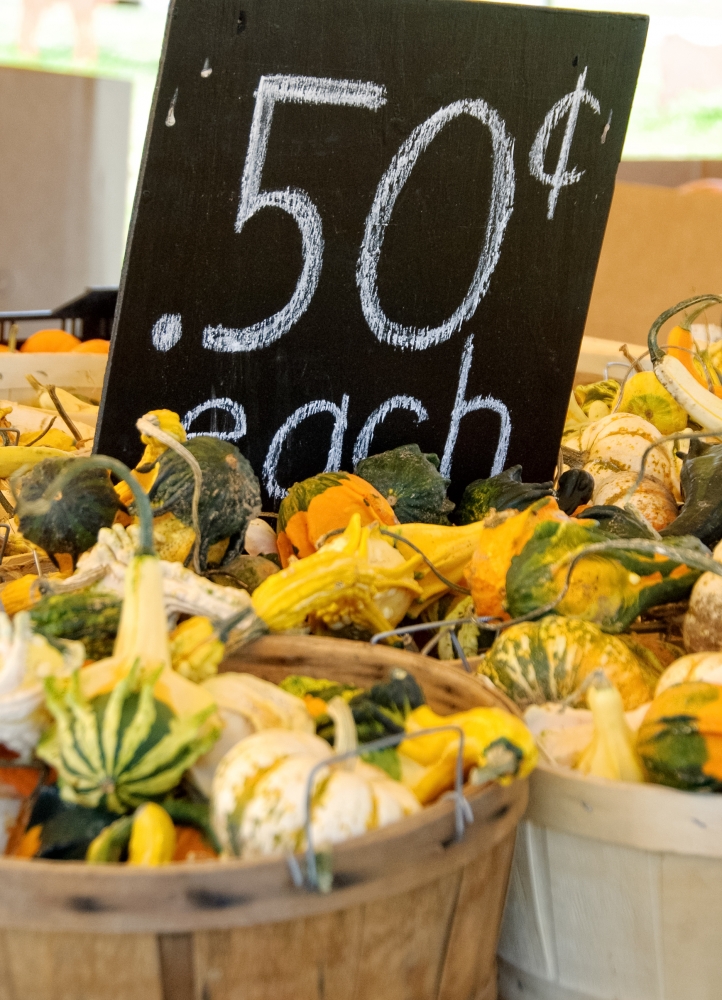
[0,635,528,932]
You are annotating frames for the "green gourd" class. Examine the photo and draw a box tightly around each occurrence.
[637,682,722,791]
[147,437,261,567]
[37,665,219,814]
[505,519,709,633]
[661,440,722,548]
[30,592,122,661]
[13,458,119,564]
[456,466,554,525]
[355,444,454,524]
[479,615,657,710]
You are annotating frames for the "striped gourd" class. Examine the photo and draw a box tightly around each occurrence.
[478,615,657,711]
[37,664,220,813]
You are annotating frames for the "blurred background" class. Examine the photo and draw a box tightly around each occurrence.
[0,0,720,351]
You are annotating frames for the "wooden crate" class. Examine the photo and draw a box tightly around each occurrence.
[0,353,106,403]
[498,762,722,1000]
[0,636,527,1000]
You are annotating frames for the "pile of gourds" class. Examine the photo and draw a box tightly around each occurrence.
[2,293,722,863]
[0,444,535,867]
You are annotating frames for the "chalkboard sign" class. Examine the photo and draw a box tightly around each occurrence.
[97,0,647,505]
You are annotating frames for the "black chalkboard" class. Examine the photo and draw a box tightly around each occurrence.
[97,0,647,506]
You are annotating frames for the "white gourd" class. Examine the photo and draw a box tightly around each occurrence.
[211,697,420,858]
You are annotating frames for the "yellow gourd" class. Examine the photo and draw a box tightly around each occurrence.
[575,674,644,782]
[401,704,537,804]
[128,803,176,865]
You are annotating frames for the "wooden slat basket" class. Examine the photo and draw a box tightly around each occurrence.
[498,762,722,1000]
[0,635,527,1000]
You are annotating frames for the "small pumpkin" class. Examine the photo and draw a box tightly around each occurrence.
[478,615,657,711]
[456,466,554,525]
[148,436,261,568]
[276,471,397,567]
[13,457,120,565]
[637,682,722,791]
[355,444,454,525]
[505,518,707,633]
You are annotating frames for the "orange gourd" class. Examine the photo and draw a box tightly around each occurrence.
[276,472,397,566]
[20,329,81,353]
[667,324,722,399]
[72,339,110,354]
[466,498,569,620]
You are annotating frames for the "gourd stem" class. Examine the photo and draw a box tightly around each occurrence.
[648,295,722,365]
[136,416,203,574]
[622,427,722,506]
[18,455,156,556]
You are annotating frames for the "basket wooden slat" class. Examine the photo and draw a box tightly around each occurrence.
[0,636,527,1000]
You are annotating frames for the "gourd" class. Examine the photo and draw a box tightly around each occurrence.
[564,412,677,499]
[401,704,537,804]
[128,803,176,865]
[455,466,554,525]
[30,592,122,661]
[684,538,722,652]
[618,370,687,435]
[555,469,594,515]
[38,663,220,813]
[252,514,423,635]
[115,409,188,507]
[637,682,722,790]
[0,610,84,761]
[591,471,678,532]
[191,672,314,797]
[208,553,279,594]
[13,457,120,564]
[478,615,657,711]
[387,515,530,617]
[465,498,567,620]
[276,471,397,566]
[437,596,483,660]
[169,616,224,683]
[574,379,620,418]
[211,698,420,859]
[505,518,709,633]
[575,674,645,782]
[60,523,255,623]
[576,504,656,540]
[1,575,43,616]
[355,444,454,524]
[148,436,261,568]
[648,295,722,429]
[87,802,177,864]
[655,652,722,697]
[0,445,73,479]
[661,440,722,547]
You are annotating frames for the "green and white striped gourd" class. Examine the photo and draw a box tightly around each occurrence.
[37,664,220,813]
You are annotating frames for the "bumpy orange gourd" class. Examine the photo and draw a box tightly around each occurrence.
[276,472,397,566]
[466,498,569,620]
